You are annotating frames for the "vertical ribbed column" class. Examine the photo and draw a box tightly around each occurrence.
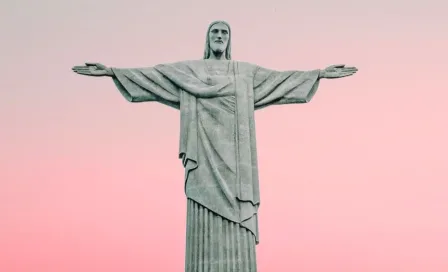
[185,199,257,272]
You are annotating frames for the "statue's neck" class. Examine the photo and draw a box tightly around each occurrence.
[208,51,226,60]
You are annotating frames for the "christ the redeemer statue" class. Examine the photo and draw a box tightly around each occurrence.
[72,21,357,272]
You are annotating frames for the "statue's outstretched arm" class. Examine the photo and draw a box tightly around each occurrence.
[252,63,357,110]
[72,62,180,109]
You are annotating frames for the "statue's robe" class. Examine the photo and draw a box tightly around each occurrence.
[111,60,320,272]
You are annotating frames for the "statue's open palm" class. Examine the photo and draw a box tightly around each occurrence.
[72,63,112,77]
[323,64,358,79]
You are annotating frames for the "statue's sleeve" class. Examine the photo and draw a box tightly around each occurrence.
[111,65,181,109]
[252,65,321,110]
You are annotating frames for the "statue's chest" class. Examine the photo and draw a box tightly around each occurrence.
[199,62,252,85]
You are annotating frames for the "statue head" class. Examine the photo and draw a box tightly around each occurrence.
[203,21,231,60]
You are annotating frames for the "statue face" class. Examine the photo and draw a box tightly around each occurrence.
[208,22,229,55]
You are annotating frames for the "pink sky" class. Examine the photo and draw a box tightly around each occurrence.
[1,0,447,271]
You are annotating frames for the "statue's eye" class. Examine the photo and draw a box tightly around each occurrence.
[222,31,228,35]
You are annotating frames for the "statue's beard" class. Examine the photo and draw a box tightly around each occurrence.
[210,43,226,54]
[212,48,224,54]
[208,48,224,59]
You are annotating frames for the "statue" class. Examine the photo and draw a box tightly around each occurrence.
[72,21,357,272]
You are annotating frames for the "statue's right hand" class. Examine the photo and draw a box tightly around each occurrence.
[72,62,113,77]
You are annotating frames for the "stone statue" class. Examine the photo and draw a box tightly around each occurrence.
[72,21,357,272]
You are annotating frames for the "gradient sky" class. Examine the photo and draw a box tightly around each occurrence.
[1,0,448,271]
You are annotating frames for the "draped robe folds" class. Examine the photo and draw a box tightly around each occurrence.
[111,60,320,245]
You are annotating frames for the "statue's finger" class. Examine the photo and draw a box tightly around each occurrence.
[85,62,97,66]
[75,70,93,75]
[332,64,345,68]
[338,72,351,76]
[73,66,88,70]
[74,68,91,73]
[340,72,355,77]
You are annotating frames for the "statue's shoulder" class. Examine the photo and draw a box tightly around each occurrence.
[228,60,258,75]
[170,59,206,70]
[234,61,257,71]
[154,60,204,73]
[178,59,203,66]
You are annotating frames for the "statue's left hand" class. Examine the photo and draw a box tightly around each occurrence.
[320,64,358,79]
